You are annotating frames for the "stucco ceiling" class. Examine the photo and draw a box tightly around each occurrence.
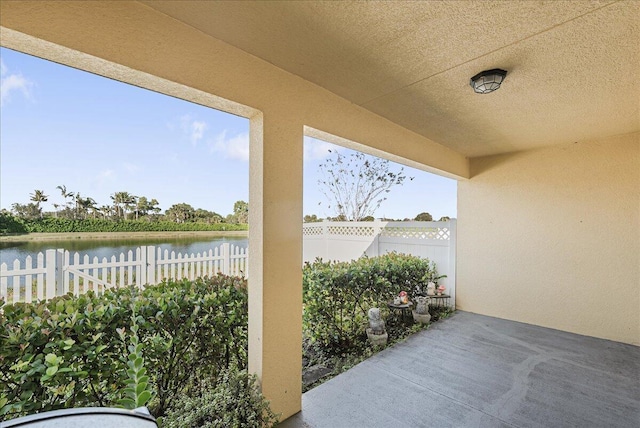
[142,1,640,158]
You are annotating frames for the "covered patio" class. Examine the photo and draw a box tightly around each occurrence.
[283,311,640,427]
[1,1,638,425]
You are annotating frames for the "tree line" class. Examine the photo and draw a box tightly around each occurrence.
[6,186,249,225]
[303,213,451,223]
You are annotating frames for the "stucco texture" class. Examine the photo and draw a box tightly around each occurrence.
[458,133,640,345]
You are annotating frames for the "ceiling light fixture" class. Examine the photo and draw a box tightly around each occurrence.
[470,69,507,94]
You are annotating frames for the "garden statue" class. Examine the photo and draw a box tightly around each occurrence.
[366,307,388,346]
[426,282,436,296]
[412,296,431,324]
[415,296,430,314]
[368,308,386,334]
[437,285,446,296]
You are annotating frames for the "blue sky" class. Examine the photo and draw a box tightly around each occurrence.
[0,47,456,220]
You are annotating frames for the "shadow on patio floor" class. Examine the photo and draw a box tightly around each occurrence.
[280,311,640,428]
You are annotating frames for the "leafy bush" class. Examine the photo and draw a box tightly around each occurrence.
[17,217,247,233]
[0,211,28,234]
[0,275,248,419]
[162,367,279,428]
[302,253,440,354]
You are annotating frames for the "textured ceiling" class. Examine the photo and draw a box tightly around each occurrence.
[142,0,640,157]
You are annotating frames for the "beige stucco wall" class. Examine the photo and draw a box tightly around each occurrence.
[458,133,640,345]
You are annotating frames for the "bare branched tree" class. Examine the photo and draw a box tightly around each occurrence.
[318,150,411,221]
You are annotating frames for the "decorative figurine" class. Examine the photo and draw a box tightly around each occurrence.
[437,285,446,296]
[415,296,430,314]
[366,307,388,347]
[412,296,431,324]
[399,290,409,304]
[426,282,436,296]
[368,308,386,334]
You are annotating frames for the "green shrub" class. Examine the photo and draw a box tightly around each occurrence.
[0,275,248,419]
[0,212,28,234]
[136,276,248,416]
[302,253,439,354]
[18,218,247,233]
[162,367,279,428]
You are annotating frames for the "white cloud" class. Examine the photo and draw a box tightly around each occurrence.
[209,130,249,162]
[180,114,208,145]
[95,169,116,185]
[0,58,33,107]
[122,162,140,174]
[304,138,342,162]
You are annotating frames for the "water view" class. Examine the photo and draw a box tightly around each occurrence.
[0,235,248,266]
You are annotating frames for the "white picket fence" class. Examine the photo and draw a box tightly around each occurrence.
[3,221,456,305]
[0,243,248,304]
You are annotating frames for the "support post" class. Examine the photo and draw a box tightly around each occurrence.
[448,219,457,309]
[139,246,147,288]
[44,249,53,299]
[222,243,230,275]
[147,246,156,285]
[55,249,64,296]
[248,113,303,420]
[322,219,329,260]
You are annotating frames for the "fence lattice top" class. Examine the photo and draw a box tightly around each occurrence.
[302,226,324,236]
[380,226,450,240]
[302,221,452,241]
[327,226,378,237]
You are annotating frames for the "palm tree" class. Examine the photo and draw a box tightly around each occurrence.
[124,194,137,220]
[99,205,112,219]
[76,195,97,219]
[134,196,147,220]
[56,185,74,211]
[166,203,195,223]
[149,199,161,218]
[29,190,48,218]
[111,191,135,219]
[74,192,82,219]
[84,197,98,218]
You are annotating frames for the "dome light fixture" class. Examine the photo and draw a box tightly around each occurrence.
[470,69,507,94]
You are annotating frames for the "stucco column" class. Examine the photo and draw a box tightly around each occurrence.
[248,112,303,419]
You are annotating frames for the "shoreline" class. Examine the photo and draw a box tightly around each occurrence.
[0,230,248,242]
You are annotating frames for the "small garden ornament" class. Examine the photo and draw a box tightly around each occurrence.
[366,307,388,347]
[399,290,409,304]
[420,265,447,296]
[437,285,446,296]
[426,282,436,296]
[412,296,431,324]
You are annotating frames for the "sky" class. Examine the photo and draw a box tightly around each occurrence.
[0,47,457,220]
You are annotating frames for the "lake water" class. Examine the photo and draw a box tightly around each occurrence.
[0,236,248,266]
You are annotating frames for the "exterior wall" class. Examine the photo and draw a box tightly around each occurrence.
[457,133,640,345]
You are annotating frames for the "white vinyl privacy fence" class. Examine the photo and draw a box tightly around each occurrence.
[1,243,247,304]
[303,220,456,307]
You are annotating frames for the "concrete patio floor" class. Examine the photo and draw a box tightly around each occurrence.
[280,311,640,428]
